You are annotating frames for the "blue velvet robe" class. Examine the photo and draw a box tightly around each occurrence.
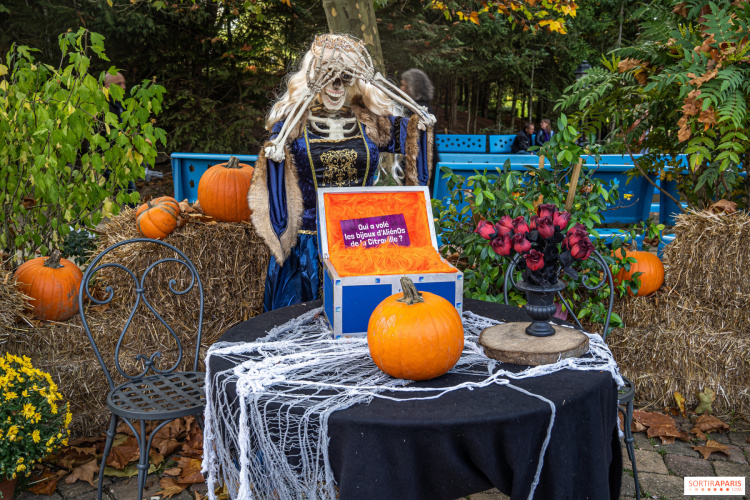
[254,113,433,311]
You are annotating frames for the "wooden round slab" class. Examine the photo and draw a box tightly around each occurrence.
[478,323,589,366]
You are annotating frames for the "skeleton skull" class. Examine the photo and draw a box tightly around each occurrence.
[319,74,354,112]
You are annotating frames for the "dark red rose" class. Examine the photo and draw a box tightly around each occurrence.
[529,215,539,230]
[490,234,512,256]
[570,238,594,260]
[474,220,496,240]
[524,249,545,271]
[537,216,555,239]
[498,215,514,232]
[512,233,531,253]
[512,216,529,235]
[494,221,512,236]
[564,223,589,248]
[537,203,557,219]
[553,211,571,230]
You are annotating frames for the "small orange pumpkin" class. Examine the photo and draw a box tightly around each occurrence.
[613,248,665,296]
[14,250,83,322]
[197,156,254,222]
[367,277,464,381]
[136,196,180,239]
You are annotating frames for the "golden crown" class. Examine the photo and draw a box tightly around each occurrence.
[311,34,366,56]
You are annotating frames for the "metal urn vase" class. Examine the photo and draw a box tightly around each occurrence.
[515,280,566,337]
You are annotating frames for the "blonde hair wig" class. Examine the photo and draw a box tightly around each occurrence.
[266,36,400,131]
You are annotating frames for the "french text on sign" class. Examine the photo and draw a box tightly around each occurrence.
[684,477,745,496]
[340,214,411,248]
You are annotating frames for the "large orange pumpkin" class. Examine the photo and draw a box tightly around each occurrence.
[367,277,464,381]
[613,248,665,296]
[197,156,254,222]
[14,250,83,322]
[136,196,180,239]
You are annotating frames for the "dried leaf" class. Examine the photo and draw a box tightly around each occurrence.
[693,414,730,433]
[64,459,99,487]
[674,392,687,417]
[708,199,738,214]
[618,58,643,73]
[688,69,718,88]
[696,388,715,415]
[682,96,701,116]
[691,428,707,441]
[106,436,141,469]
[692,439,730,460]
[633,411,682,444]
[677,115,691,142]
[28,472,60,496]
[698,107,717,128]
[177,458,204,485]
[164,467,182,476]
[158,477,189,499]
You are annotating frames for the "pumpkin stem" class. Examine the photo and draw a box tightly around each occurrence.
[397,277,424,305]
[44,250,63,269]
[227,156,240,169]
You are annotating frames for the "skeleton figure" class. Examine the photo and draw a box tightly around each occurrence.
[248,34,436,311]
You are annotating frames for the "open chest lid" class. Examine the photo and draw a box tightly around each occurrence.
[315,186,438,261]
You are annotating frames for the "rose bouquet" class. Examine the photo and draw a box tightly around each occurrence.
[475,203,594,287]
[0,353,72,482]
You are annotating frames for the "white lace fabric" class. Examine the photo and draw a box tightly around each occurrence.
[202,308,624,500]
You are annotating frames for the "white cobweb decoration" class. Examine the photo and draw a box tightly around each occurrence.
[202,308,624,500]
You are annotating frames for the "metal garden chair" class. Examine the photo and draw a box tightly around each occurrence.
[79,239,205,500]
[502,250,640,500]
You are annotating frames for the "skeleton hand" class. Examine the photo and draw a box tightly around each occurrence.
[418,111,437,130]
[306,52,343,94]
[264,142,285,162]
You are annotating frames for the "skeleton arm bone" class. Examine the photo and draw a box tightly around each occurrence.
[369,73,436,128]
[264,54,342,162]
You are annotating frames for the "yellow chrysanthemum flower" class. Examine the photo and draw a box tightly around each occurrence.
[32,430,40,443]
[22,403,35,420]
[4,392,17,401]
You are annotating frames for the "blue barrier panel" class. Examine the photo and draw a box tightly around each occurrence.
[171,153,258,203]
[592,165,655,224]
[438,153,551,165]
[488,135,516,153]
[435,134,487,153]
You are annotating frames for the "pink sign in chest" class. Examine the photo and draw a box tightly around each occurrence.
[339,214,411,248]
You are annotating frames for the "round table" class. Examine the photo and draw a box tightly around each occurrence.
[211,298,622,500]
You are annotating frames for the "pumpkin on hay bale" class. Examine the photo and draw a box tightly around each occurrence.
[609,208,750,419]
[198,156,254,222]
[14,250,83,322]
[3,206,271,435]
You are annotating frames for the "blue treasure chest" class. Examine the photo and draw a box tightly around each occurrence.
[316,186,463,339]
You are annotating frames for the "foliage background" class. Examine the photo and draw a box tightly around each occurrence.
[0,0,640,156]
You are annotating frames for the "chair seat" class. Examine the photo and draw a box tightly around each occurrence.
[108,371,205,420]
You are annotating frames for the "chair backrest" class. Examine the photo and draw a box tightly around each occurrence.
[79,238,204,389]
[502,250,615,340]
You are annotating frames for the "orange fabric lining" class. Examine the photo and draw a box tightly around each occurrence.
[324,192,455,277]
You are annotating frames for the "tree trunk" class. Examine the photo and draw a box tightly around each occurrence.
[510,83,518,130]
[466,83,472,134]
[449,77,458,132]
[617,2,624,49]
[473,86,480,133]
[323,0,385,72]
[528,64,535,124]
[496,82,504,132]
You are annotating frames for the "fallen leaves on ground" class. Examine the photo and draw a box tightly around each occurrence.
[632,410,690,444]
[692,439,731,459]
[64,459,99,488]
[696,388,716,415]
[692,414,730,434]
[691,428,707,441]
[157,477,189,499]
[674,392,687,417]
[30,417,205,494]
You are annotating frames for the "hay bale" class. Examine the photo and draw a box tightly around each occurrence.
[608,326,750,417]
[0,269,28,338]
[4,210,270,435]
[664,210,750,308]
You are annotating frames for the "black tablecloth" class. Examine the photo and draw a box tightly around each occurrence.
[212,299,622,500]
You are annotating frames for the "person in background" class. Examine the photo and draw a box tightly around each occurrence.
[535,118,553,147]
[511,122,535,154]
[400,69,435,116]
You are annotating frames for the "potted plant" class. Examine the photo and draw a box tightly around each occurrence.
[0,353,72,496]
[474,203,594,336]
